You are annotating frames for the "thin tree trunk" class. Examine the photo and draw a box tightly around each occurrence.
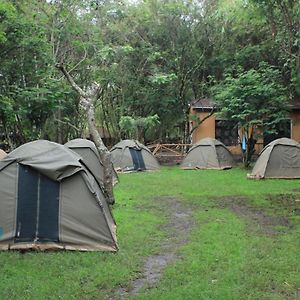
[85,102,115,204]
[56,63,115,204]
[57,99,63,144]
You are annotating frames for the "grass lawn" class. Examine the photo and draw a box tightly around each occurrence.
[1,167,300,299]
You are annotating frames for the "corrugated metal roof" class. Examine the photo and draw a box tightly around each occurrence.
[190,98,215,109]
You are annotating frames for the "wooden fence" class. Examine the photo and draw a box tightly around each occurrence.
[147,143,192,164]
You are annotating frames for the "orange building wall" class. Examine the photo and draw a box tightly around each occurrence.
[191,111,216,143]
[190,109,300,155]
[291,112,300,141]
[190,109,262,155]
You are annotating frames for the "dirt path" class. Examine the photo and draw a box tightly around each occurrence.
[113,197,195,299]
[215,196,292,235]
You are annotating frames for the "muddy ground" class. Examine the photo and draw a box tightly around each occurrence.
[113,197,195,299]
[211,194,300,235]
[112,193,299,299]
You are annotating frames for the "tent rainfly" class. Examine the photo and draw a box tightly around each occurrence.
[110,139,160,172]
[248,138,300,179]
[181,138,234,170]
[0,140,117,251]
[0,149,7,160]
[65,138,119,196]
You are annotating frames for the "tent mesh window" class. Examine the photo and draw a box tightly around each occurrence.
[15,165,59,243]
[129,148,146,170]
[215,120,238,146]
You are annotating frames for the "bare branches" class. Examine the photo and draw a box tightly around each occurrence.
[55,63,86,98]
[67,47,88,74]
[53,118,82,133]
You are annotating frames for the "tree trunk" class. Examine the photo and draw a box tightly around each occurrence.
[57,99,63,144]
[243,132,255,168]
[56,63,115,205]
[85,104,115,204]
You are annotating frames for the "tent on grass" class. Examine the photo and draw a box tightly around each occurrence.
[0,149,7,160]
[248,138,300,179]
[181,138,234,170]
[65,138,119,194]
[110,139,160,172]
[0,140,117,251]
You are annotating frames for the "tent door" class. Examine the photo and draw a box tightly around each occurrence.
[15,165,59,243]
[129,149,146,170]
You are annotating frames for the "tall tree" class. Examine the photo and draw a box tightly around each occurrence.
[212,63,288,167]
[57,63,115,205]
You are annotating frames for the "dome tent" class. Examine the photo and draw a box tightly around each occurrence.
[181,138,234,170]
[65,138,105,187]
[65,138,119,196]
[0,140,117,251]
[249,138,300,179]
[110,139,160,172]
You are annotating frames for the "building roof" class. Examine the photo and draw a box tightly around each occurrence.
[189,98,215,109]
[288,96,300,109]
[190,96,300,110]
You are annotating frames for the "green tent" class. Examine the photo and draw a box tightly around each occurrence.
[110,139,160,172]
[249,138,300,179]
[181,138,234,170]
[0,140,117,251]
[65,138,119,198]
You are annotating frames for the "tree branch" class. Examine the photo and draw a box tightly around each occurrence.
[53,118,82,133]
[55,63,86,98]
[67,47,88,74]
[190,106,216,135]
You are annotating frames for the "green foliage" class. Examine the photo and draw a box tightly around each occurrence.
[212,62,288,166]
[149,73,177,85]
[0,0,298,147]
[213,62,288,130]
[119,114,160,142]
[0,1,16,43]
[119,115,135,137]
[0,96,14,122]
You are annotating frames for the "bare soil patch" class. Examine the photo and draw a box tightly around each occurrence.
[267,193,300,216]
[212,196,292,235]
[113,197,195,299]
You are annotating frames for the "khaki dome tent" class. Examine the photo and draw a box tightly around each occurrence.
[65,138,119,198]
[110,139,160,172]
[181,138,234,170]
[0,140,117,251]
[249,138,300,179]
[0,149,7,160]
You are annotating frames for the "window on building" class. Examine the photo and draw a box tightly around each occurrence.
[215,120,239,146]
[263,119,291,146]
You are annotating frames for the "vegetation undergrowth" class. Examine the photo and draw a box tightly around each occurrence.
[1,167,300,299]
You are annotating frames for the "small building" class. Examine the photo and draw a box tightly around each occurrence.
[189,98,300,155]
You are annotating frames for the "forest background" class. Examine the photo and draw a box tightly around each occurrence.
[0,0,299,149]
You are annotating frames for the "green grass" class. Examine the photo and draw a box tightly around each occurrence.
[1,167,300,299]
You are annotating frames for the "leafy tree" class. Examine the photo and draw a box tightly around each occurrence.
[212,62,288,167]
[119,114,160,143]
[0,0,296,152]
